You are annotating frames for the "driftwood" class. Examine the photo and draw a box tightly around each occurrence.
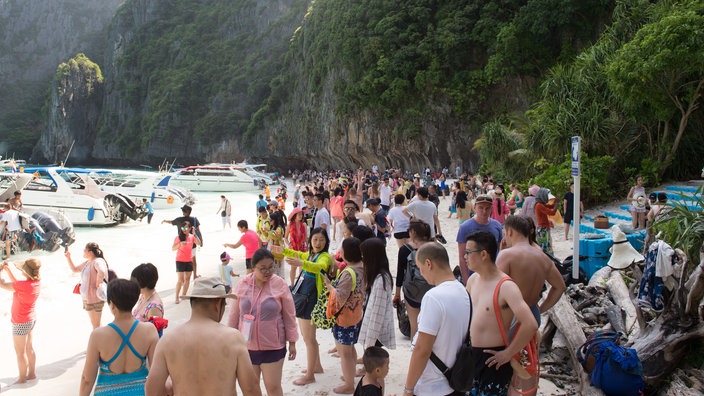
[606,271,640,340]
[631,255,704,389]
[588,266,612,287]
[548,295,605,396]
[658,368,704,395]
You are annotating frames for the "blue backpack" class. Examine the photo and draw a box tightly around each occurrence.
[577,330,644,396]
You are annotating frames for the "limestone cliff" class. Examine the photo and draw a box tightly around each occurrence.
[33,54,104,164]
[0,0,123,156]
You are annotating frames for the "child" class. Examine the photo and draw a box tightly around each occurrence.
[354,346,389,396]
[0,259,41,384]
[219,252,239,288]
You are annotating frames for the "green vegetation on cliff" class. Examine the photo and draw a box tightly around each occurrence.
[101,0,309,156]
[253,0,611,137]
[478,0,704,200]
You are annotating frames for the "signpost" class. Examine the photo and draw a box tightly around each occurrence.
[571,136,581,280]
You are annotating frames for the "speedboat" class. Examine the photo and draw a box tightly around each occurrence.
[167,165,258,192]
[21,167,146,226]
[231,163,277,186]
[0,173,76,254]
[88,169,196,209]
[0,158,26,171]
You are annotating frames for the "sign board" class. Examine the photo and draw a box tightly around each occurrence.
[571,136,581,177]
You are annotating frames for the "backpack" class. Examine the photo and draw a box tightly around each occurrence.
[402,245,433,302]
[577,330,645,396]
[429,290,474,393]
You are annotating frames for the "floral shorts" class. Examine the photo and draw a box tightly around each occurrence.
[84,300,105,312]
[332,322,361,346]
[12,320,35,336]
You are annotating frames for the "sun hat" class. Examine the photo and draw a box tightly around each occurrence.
[220,252,232,261]
[288,207,303,222]
[15,259,40,281]
[475,194,493,205]
[607,225,644,270]
[182,277,236,299]
[528,185,540,196]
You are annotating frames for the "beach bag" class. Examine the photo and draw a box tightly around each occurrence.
[550,209,564,226]
[429,291,474,393]
[326,267,360,327]
[290,270,317,318]
[96,279,108,301]
[402,246,433,302]
[494,277,540,394]
[577,330,644,396]
[396,300,411,338]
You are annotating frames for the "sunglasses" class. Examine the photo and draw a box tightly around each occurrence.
[475,196,492,203]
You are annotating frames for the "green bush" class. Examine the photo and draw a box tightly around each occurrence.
[530,153,617,206]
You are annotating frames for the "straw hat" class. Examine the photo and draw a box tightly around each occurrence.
[607,225,644,270]
[182,277,236,299]
[15,259,41,281]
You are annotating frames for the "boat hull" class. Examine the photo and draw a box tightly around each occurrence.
[168,177,259,192]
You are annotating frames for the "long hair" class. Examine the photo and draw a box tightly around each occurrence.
[360,238,391,294]
[456,190,468,209]
[86,242,117,281]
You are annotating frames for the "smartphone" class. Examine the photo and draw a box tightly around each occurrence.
[320,269,327,277]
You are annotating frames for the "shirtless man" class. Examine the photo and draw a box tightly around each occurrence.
[497,215,566,396]
[498,215,566,323]
[465,231,538,396]
[145,277,261,396]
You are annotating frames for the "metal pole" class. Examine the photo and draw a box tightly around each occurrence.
[571,136,581,280]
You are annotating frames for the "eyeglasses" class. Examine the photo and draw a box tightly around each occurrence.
[256,266,275,274]
[464,249,484,256]
[343,207,356,211]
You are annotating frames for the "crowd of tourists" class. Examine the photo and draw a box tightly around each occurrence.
[1,165,576,396]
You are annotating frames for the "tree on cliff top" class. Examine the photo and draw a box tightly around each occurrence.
[607,2,704,177]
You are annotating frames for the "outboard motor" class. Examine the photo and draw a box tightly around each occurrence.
[30,211,76,252]
[105,194,147,223]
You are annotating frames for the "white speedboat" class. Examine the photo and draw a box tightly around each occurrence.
[21,167,145,226]
[231,163,277,186]
[167,165,258,192]
[88,169,196,209]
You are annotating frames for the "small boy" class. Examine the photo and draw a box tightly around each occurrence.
[354,346,389,396]
[219,252,239,287]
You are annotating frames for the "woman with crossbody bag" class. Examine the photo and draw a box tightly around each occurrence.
[322,237,365,394]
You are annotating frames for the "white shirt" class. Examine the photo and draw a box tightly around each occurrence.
[386,206,410,233]
[379,184,392,206]
[413,280,471,396]
[0,209,22,232]
[405,200,438,237]
[314,207,331,230]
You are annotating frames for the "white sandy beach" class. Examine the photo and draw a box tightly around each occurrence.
[0,186,619,395]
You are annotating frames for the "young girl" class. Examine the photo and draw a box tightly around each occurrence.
[172,221,201,304]
[285,208,308,285]
[0,259,41,384]
[271,228,334,386]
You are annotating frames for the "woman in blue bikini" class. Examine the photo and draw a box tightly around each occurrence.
[80,279,159,396]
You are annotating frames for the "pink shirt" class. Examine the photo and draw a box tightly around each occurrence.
[228,274,299,351]
[12,280,40,323]
[239,230,259,259]
[175,235,195,262]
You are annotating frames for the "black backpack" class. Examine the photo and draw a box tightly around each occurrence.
[430,291,474,392]
[402,245,433,302]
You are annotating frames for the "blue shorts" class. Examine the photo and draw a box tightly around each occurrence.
[332,323,361,345]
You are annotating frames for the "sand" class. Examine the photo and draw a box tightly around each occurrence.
[0,187,639,395]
